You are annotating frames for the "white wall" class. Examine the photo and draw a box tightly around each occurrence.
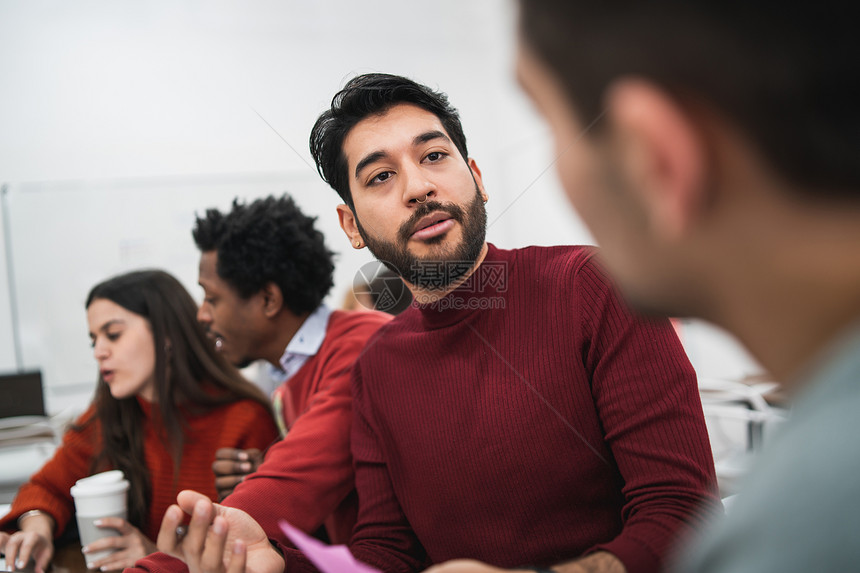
[0,1,762,413]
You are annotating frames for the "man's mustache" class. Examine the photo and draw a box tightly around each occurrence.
[397,201,465,243]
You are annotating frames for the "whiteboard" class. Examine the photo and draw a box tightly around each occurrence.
[2,171,372,414]
[0,188,17,374]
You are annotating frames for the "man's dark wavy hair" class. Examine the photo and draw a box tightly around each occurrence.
[518,0,860,198]
[193,195,335,315]
[309,73,470,209]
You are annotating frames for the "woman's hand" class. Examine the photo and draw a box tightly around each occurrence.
[81,517,157,571]
[0,528,54,573]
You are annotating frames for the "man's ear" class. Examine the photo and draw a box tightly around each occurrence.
[467,158,488,203]
[337,204,364,249]
[605,78,708,240]
[260,282,284,318]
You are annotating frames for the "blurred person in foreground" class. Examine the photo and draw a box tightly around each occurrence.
[0,270,277,572]
[150,74,720,573]
[129,195,391,572]
[504,2,860,573]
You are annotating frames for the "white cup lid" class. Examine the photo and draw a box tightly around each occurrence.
[76,470,125,487]
[71,470,129,498]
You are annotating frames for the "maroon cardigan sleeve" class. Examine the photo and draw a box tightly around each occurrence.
[223,312,390,547]
[574,256,722,572]
[269,363,411,573]
[223,354,355,545]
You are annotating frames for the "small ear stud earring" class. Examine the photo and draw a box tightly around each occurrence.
[355,241,362,248]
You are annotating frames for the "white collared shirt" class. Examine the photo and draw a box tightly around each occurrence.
[280,304,332,376]
[268,304,332,383]
[268,304,332,437]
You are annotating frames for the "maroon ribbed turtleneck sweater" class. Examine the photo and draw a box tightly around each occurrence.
[283,243,719,573]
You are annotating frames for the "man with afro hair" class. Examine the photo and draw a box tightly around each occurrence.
[130,194,391,572]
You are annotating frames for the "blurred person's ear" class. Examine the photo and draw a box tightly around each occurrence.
[605,78,708,241]
[260,282,284,318]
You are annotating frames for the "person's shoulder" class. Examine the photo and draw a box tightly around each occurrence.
[326,308,394,337]
[504,243,598,271]
[51,404,103,454]
[344,306,420,363]
[212,396,271,418]
[737,383,860,515]
[692,404,860,572]
[316,309,398,362]
[503,243,605,285]
[74,403,98,424]
[61,403,99,436]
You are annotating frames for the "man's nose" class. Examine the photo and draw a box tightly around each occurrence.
[402,165,436,205]
[197,302,212,325]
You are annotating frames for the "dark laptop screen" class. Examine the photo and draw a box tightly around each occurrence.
[0,371,46,418]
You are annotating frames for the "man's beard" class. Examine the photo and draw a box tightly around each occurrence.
[355,186,487,290]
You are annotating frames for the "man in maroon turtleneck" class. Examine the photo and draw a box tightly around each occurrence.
[148,73,719,573]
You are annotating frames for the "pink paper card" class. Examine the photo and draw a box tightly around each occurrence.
[278,520,381,573]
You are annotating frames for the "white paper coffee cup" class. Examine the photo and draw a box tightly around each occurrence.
[70,470,130,566]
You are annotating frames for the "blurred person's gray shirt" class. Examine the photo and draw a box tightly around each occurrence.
[676,322,860,572]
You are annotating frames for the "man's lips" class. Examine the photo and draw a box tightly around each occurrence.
[410,212,454,240]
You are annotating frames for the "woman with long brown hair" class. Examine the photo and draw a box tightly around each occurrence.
[0,270,278,572]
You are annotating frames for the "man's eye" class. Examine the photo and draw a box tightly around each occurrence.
[370,171,393,184]
[426,151,446,162]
